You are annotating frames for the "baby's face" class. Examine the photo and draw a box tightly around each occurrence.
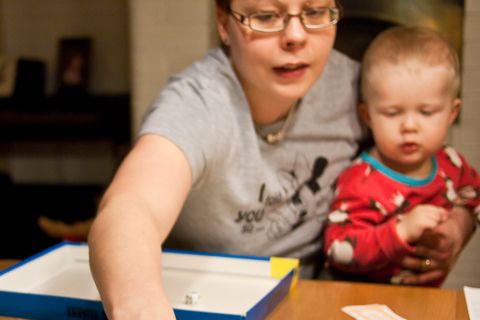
[361,62,461,177]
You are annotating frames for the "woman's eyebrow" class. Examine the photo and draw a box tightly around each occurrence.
[241,0,286,7]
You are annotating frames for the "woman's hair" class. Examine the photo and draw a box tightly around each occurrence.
[215,0,342,12]
[361,26,461,101]
[215,0,229,12]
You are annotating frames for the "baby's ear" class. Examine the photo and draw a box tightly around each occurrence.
[449,98,462,125]
[357,103,371,127]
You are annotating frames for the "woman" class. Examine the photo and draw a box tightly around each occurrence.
[88,1,474,318]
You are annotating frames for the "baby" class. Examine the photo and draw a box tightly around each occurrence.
[323,26,480,285]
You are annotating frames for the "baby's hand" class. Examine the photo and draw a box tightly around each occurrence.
[396,204,449,243]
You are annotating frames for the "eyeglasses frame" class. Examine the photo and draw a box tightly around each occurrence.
[228,4,343,33]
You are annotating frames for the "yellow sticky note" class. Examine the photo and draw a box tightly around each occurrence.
[270,257,299,290]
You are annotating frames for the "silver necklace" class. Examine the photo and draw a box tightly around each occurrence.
[262,100,299,144]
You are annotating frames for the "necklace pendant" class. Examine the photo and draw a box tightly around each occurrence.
[266,131,284,144]
[260,99,301,145]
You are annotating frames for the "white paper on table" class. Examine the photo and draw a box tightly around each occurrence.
[342,304,406,320]
[464,286,480,320]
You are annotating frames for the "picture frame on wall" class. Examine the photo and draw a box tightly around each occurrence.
[56,37,91,95]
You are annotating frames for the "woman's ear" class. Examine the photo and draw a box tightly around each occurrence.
[358,103,371,127]
[448,98,462,125]
[216,6,230,46]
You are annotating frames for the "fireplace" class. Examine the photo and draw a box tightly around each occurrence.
[334,0,464,61]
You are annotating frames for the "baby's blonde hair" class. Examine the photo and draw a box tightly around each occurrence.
[361,26,461,102]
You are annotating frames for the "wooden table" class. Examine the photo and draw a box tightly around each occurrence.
[268,279,468,319]
[0,260,23,320]
[0,260,469,319]
[0,260,19,271]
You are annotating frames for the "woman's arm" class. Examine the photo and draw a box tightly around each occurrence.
[88,134,192,319]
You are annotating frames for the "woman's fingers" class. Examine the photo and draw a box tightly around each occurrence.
[400,255,442,272]
[413,244,451,263]
[400,268,446,285]
[398,255,448,285]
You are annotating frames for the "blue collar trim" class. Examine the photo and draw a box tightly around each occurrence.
[360,152,437,187]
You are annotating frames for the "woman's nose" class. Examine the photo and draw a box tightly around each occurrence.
[280,15,307,50]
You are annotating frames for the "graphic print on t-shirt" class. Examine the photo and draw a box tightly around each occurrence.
[234,153,329,238]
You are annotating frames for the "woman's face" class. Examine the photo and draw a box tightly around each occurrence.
[217,0,337,109]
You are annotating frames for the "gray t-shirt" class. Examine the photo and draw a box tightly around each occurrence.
[140,48,362,276]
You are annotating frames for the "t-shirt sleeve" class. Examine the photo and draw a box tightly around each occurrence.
[139,78,218,184]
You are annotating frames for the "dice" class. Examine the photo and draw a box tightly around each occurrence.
[185,291,200,305]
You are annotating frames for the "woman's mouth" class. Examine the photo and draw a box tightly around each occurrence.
[273,63,308,79]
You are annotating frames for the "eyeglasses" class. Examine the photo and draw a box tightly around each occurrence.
[229,6,341,33]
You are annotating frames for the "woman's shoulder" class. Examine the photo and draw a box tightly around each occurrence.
[310,49,360,94]
[149,48,246,120]
[302,49,361,118]
[327,49,360,73]
[168,48,238,95]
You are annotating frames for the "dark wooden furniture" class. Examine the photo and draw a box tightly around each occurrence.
[0,95,130,143]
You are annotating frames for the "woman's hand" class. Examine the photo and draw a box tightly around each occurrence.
[398,206,475,285]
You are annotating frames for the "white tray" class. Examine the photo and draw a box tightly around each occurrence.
[0,242,298,319]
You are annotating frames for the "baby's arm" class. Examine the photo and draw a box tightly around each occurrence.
[324,166,416,274]
[398,148,479,285]
[395,205,449,244]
